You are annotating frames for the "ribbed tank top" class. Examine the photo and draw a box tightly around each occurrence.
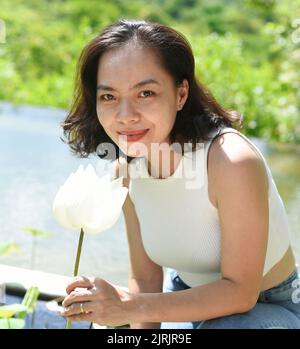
[127,127,291,287]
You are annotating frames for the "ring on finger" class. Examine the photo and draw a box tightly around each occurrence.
[80,303,85,314]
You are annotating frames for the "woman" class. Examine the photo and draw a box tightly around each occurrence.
[60,19,300,329]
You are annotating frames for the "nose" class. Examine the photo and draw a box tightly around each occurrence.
[116,99,139,123]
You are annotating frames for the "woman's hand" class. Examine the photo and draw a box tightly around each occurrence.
[61,276,132,327]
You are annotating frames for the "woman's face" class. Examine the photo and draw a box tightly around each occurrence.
[96,44,188,158]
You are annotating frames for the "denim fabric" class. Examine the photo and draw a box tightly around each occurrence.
[160,266,300,329]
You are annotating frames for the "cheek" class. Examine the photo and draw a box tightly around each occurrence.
[154,111,176,133]
[97,110,110,130]
[97,116,115,143]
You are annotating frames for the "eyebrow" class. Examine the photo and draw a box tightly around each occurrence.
[96,79,160,92]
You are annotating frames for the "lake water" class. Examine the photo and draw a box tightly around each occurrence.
[0,102,299,288]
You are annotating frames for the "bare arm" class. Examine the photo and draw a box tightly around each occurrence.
[121,133,269,324]
[113,158,163,329]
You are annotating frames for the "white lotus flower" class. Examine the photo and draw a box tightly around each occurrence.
[52,164,128,329]
[53,164,128,234]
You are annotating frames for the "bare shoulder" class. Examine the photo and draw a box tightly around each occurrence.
[208,132,269,205]
[209,131,264,164]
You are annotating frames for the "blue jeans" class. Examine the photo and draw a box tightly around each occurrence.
[161,266,300,329]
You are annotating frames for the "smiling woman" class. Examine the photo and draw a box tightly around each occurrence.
[60,19,300,329]
[62,19,242,164]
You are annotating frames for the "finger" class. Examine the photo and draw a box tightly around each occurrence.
[65,276,94,294]
[65,312,93,323]
[61,301,93,317]
[62,289,95,308]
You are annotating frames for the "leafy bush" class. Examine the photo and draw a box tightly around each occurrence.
[187,32,299,142]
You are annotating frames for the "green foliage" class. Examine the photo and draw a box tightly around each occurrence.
[0,318,25,329]
[0,243,19,257]
[20,286,39,317]
[0,287,39,329]
[187,32,300,142]
[0,0,299,143]
[22,227,50,238]
[0,304,27,318]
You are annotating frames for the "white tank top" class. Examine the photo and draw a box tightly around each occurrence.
[127,127,291,287]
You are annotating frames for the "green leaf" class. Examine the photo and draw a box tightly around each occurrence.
[0,318,25,329]
[22,227,50,238]
[21,286,39,315]
[0,304,27,318]
[0,243,19,257]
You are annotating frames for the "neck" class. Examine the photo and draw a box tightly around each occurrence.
[145,143,182,179]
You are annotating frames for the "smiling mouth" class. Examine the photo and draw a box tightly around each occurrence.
[118,129,149,142]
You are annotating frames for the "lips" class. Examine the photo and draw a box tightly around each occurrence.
[118,129,149,142]
[118,129,149,136]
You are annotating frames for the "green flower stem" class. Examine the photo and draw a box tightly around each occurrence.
[66,228,84,329]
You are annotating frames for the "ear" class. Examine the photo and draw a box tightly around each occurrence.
[177,79,189,111]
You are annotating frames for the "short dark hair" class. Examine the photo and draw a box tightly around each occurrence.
[62,19,243,163]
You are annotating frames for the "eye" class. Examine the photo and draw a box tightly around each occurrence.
[139,90,155,98]
[99,94,114,101]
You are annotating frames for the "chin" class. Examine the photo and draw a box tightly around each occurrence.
[118,142,148,159]
[123,149,146,159]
